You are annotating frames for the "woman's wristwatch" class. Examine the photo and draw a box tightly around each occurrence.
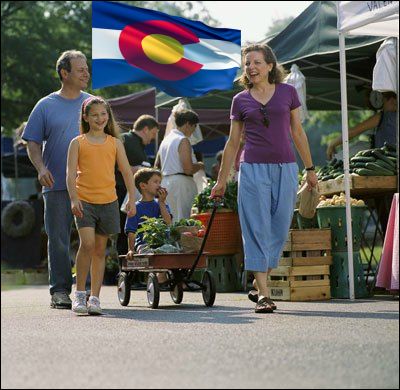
[305,165,315,171]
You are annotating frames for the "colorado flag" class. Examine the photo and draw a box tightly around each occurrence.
[92,1,241,96]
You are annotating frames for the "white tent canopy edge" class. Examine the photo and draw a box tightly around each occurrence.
[337,0,399,300]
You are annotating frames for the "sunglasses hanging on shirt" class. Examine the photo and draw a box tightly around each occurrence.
[259,105,270,128]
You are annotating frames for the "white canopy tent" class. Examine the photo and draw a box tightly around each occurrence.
[336,1,399,299]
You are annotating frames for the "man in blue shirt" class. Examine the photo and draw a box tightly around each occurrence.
[22,50,91,309]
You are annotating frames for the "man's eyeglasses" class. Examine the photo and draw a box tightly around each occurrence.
[260,105,270,127]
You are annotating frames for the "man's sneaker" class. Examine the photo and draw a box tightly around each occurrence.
[50,292,72,309]
[87,296,102,315]
[72,291,88,314]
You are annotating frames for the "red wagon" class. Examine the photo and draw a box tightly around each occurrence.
[117,203,220,309]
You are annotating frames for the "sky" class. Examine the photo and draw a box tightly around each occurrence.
[202,1,314,43]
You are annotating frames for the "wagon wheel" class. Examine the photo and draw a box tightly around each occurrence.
[202,270,216,307]
[170,282,183,304]
[117,272,131,306]
[166,271,183,304]
[147,273,160,309]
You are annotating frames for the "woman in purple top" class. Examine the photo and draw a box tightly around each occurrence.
[211,44,318,313]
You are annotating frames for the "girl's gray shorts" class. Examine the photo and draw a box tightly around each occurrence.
[74,199,120,236]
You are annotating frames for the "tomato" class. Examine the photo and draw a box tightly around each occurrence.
[197,229,206,238]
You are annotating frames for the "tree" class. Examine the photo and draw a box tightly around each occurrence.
[1,1,218,135]
[265,16,294,38]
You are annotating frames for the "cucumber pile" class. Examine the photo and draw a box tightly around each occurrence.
[316,158,344,181]
[350,142,397,176]
[317,142,397,181]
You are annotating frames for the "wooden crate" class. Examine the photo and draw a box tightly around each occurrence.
[281,228,332,266]
[268,229,332,301]
[268,285,331,301]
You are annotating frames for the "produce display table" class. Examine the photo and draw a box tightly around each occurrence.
[318,175,398,292]
[318,175,397,198]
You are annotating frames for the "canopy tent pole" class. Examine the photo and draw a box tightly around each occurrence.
[339,32,355,300]
[155,96,180,109]
[300,58,372,83]
[300,56,370,71]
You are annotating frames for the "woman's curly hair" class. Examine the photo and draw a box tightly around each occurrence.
[239,44,287,89]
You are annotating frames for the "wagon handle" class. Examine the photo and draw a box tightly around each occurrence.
[187,199,221,279]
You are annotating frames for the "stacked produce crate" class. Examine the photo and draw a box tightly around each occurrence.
[316,194,369,298]
[267,229,332,301]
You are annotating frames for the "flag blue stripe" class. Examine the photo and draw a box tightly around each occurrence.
[92,59,238,97]
[92,1,241,45]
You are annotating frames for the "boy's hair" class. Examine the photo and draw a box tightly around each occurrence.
[134,115,159,131]
[134,168,162,193]
[80,96,120,138]
[56,50,87,81]
[174,109,199,127]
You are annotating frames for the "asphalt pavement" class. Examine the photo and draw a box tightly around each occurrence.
[1,285,399,389]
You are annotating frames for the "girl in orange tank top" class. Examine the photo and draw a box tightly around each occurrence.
[66,96,136,315]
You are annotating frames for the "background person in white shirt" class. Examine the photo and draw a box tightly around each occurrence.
[156,110,204,222]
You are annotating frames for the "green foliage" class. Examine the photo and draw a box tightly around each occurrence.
[300,110,375,166]
[169,218,202,241]
[1,1,218,133]
[136,217,172,248]
[172,218,202,228]
[193,180,238,213]
[321,132,342,147]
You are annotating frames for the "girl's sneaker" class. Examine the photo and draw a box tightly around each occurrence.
[72,291,88,314]
[87,296,102,315]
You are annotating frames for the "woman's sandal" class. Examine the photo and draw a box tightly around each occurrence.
[255,297,274,313]
[248,291,277,310]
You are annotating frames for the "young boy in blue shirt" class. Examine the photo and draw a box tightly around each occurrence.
[125,168,172,258]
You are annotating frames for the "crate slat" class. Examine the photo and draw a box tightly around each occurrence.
[291,256,332,266]
[290,265,330,276]
[267,280,290,287]
[268,285,331,301]
[290,277,330,288]
[270,265,330,277]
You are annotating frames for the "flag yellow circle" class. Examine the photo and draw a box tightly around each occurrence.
[142,34,184,64]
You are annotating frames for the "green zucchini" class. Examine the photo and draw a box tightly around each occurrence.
[365,162,395,175]
[373,159,395,171]
[350,156,376,163]
[350,162,368,168]
[384,151,397,158]
[355,168,381,176]
[372,150,395,166]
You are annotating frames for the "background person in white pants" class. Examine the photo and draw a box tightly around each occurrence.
[156,110,204,222]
